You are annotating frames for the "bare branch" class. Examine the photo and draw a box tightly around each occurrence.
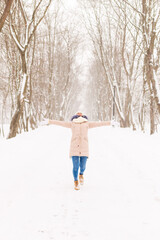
[18,0,27,25]
[117,0,143,16]
[0,0,14,32]
[27,0,52,48]
[28,0,43,32]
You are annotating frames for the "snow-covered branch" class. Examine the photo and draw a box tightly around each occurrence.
[9,21,24,52]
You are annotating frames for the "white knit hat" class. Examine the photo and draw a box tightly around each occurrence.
[75,110,83,115]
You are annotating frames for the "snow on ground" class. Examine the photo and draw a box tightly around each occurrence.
[0,125,160,240]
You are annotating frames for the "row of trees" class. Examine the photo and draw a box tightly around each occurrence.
[80,0,160,134]
[0,0,160,137]
[0,0,82,138]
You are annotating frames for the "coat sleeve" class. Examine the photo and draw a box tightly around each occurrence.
[88,121,111,129]
[49,120,72,128]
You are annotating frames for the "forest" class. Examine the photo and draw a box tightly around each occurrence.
[0,0,160,137]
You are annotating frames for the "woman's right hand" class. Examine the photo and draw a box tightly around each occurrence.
[111,119,120,127]
[39,118,49,126]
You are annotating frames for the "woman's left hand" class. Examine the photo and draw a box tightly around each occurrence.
[111,120,120,127]
[39,118,49,126]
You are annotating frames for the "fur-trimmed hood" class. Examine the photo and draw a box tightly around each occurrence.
[72,116,88,123]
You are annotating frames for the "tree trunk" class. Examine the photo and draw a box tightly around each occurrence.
[8,95,23,138]
[150,93,155,135]
[0,0,14,32]
[8,51,28,138]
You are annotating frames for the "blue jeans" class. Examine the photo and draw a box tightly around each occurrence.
[72,156,88,181]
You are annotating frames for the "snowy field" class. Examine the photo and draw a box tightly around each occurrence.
[0,125,160,240]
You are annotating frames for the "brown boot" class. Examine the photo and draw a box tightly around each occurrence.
[79,174,84,185]
[74,180,80,190]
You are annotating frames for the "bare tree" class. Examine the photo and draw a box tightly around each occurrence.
[112,0,160,133]
[0,0,14,32]
[23,4,82,123]
[80,0,143,129]
[80,0,160,133]
[7,0,52,138]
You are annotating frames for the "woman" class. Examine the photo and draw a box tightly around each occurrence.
[42,112,112,190]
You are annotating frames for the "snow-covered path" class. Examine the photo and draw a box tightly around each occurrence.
[0,126,160,240]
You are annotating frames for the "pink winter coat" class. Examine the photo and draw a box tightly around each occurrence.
[49,120,110,157]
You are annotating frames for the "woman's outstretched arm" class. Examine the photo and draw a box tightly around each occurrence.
[88,121,111,129]
[49,119,71,128]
